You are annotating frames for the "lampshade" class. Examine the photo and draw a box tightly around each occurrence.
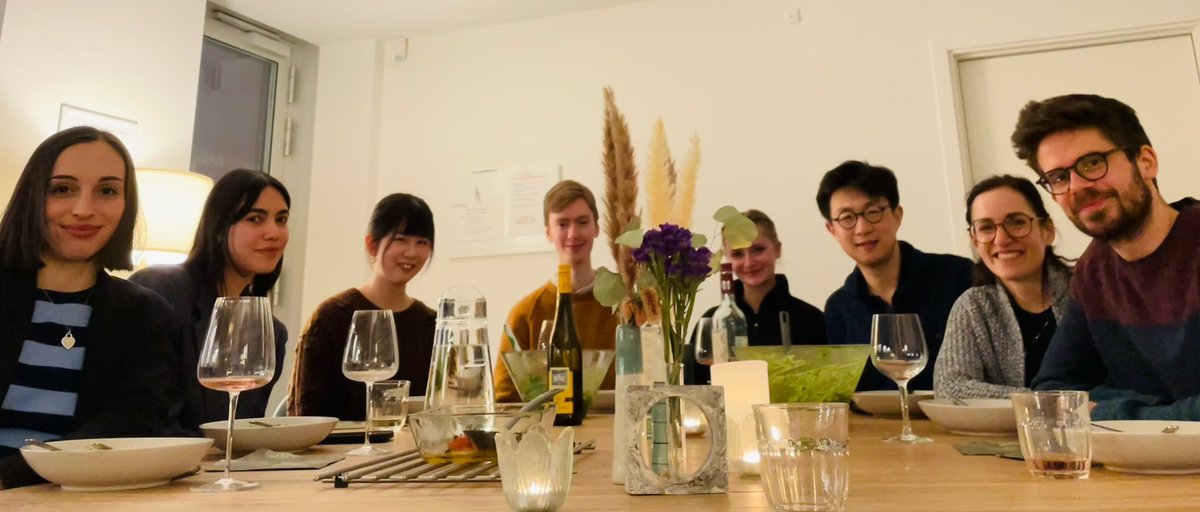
[133,169,213,267]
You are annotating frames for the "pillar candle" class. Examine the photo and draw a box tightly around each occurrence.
[710,360,770,433]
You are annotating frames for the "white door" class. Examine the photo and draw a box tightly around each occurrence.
[958,35,1200,259]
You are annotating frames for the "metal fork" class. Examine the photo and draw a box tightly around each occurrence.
[24,439,60,451]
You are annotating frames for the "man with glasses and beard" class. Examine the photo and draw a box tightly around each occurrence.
[1013,94,1200,420]
[816,161,974,392]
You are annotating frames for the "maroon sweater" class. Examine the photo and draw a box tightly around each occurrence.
[1033,198,1200,420]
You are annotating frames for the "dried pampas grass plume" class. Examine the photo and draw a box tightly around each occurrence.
[644,118,674,227]
[601,87,639,292]
[672,134,700,228]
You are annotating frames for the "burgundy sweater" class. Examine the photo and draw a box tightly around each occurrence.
[1033,198,1200,420]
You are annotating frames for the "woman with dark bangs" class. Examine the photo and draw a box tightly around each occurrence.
[0,127,177,488]
[130,169,290,432]
[288,193,436,419]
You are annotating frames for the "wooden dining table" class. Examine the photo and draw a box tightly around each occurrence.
[5,413,1199,511]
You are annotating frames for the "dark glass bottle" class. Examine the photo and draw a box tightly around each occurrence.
[548,264,585,426]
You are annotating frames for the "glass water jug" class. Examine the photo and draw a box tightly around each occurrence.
[424,286,495,410]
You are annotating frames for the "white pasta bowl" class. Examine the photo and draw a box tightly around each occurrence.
[918,398,1016,436]
[20,437,212,491]
[200,416,338,453]
[1091,420,1200,474]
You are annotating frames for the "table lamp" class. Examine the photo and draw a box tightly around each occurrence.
[132,169,213,268]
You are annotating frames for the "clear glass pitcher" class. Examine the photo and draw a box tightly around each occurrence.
[424,286,495,411]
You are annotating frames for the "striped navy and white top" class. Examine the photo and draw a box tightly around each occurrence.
[0,289,92,455]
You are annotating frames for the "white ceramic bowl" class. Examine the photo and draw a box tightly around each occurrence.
[918,398,1016,436]
[1092,420,1200,474]
[852,390,934,417]
[20,437,212,491]
[200,416,338,453]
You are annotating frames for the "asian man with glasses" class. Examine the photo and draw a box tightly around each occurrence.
[816,161,974,392]
[1012,93,1200,420]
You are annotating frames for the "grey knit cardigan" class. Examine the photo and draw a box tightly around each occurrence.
[933,263,1072,399]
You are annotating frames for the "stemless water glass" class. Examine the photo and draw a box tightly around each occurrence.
[342,309,400,456]
[754,403,849,512]
[870,314,931,444]
[370,379,412,433]
[1012,390,1092,479]
[194,297,276,492]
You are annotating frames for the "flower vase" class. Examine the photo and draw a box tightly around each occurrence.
[642,320,687,479]
[612,323,644,485]
[659,367,687,480]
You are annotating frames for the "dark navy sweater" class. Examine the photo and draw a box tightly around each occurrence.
[824,242,974,391]
[1033,198,1200,420]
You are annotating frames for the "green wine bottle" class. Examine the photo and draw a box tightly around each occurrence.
[548,264,585,426]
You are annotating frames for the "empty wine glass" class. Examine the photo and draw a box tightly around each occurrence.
[871,314,932,444]
[537,319,554,352]
[342,309,400,456]
[693,318,724,365]
[193,297,276,492]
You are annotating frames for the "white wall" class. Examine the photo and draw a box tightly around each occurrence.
[299,39,380,318]
[287,0,1200,358]
[0,0,206,197]
[298,0,1200,361]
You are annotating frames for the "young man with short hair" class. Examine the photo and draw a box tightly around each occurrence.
[817,161,974,391]
[492,180,618,402]
[1013,94,1200,420]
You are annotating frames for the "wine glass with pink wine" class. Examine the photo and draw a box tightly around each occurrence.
[870,313,932,444]
[342,309,400,456]
[194,296,276,492]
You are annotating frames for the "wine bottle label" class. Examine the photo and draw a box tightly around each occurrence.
[549,367,574,414]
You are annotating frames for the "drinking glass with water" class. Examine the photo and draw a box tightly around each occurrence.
[754,403,849,512]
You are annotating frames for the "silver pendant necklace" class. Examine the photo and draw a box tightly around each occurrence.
[40,288,94,350]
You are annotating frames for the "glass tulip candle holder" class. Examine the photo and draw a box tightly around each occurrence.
[496,425,574,512]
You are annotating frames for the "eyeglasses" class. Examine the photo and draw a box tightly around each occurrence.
[969,213,1044,243]
[1036,147,1122,195]
[832,205,890,230]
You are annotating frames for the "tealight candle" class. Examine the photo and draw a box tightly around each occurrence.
[683,401,708,437]
[740,450,761,476]
[516,481,553,509]
[496,425,574,512]
[738,414,761,477]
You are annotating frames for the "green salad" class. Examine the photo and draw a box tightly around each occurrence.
[734,346,869,403]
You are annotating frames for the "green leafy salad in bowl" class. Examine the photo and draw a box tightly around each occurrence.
[733,345,870,403]
[500,349,614,418]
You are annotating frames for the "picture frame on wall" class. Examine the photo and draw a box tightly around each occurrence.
[58,104,139,154]
[449,163,563,259]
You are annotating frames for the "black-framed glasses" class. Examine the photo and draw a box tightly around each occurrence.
[833,204,890,230]
[1036,147,1122,195]
[969,213,1044,243]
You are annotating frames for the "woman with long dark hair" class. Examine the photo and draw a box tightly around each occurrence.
[288,193,436,419]
[0,127,177,489]
[130,169,290,431]
[934,175,1072,399]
